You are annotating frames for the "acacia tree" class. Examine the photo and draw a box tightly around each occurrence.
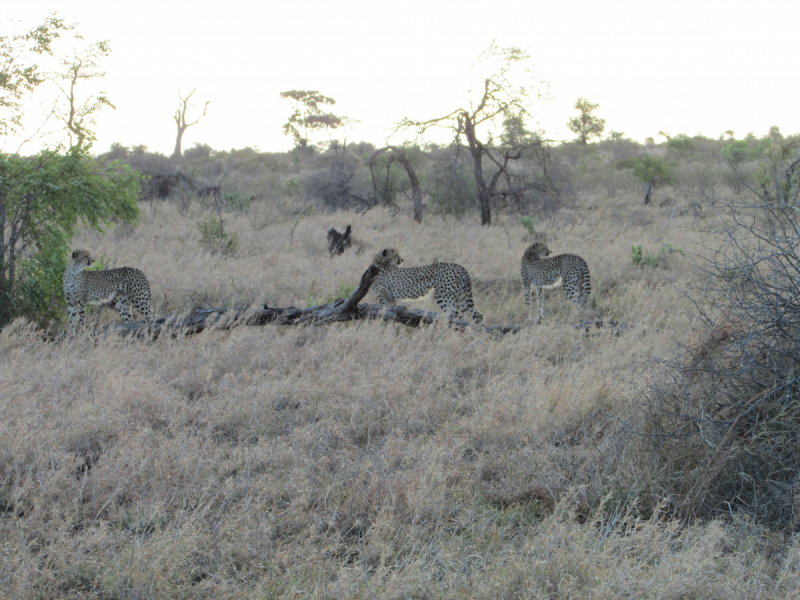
[567,98,605,145]
[0,17,140,328]
[172,88,211,158]
[280,90,347,150]
[632,155,675,205]
[52,40,115,150]
[397,44,549,225]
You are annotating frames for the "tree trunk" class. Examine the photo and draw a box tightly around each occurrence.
[370,147,425,222]
[173,125,187,159]
[172,89,210,159]
[0,193,13,328]
[644,181,653,206]
[388,147,423,223]
[461,113,492,225]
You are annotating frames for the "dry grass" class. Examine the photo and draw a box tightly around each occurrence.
[1,190,797,598]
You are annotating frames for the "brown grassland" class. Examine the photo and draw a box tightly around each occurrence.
[2,191,800,598]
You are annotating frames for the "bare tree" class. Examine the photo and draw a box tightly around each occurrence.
[397,44,549,225]
[172,88,211,158]
[369,146,424,222]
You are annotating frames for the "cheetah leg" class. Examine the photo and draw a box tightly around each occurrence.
[72,303,87,333]
[68,304,81,333]
[523,276,534,321]
[535,287,544,324]
[433,290,460,324]
[562,272,584,307]
[133,295,154,322]
[114,294,133,323]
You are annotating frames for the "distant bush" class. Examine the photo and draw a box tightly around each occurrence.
[574,152,621,197]
[721,140,759,165]
[614,156,639,170]
[197,217,238,256]
[183,143,213,159]
[304,146,373,210]
[673,161,720,199]
[632,155,676,189]
[426,160,476,217]
[518,215,537,236]
[666,135,696,158]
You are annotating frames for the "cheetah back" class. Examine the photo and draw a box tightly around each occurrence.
[373,263,482,323]
[522,253,591,306]
[83,267,153,313]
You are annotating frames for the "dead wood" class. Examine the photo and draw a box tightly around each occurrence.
[86,265,521,340]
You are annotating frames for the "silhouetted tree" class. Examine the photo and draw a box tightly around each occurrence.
[397,43,549,225]
[172,88,211,158]
[567,98,605,145]
[280,90,347,150]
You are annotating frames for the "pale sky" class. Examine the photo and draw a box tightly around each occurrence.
[4,0,799,155]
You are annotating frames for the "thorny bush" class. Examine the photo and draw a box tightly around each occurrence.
[629,199,800,529]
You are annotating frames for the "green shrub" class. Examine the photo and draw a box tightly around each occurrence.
[306,280,357,307]
[722,140,759,165]
[631,243,684,266]
[631,244,655,265]
[0,151,140,329]
[224,192,251,213]
[632,155,676,188]
[197,218,238,256]
[518,216,538,236]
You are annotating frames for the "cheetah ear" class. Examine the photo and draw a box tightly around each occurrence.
[382,249,389,256]
[72,250,79,259]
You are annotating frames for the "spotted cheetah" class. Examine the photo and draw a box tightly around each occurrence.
[63,250,154,332]
[371,248,483,324]
[521,241,591,323]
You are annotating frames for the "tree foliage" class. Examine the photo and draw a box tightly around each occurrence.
[0,15,69,138]
[280,90,346,149]
[0,151,140,327]
[0,16,141,329]
[52,39,115,151]
[567,98,605,145]
[632,155,675,189]
[397,43,554,225]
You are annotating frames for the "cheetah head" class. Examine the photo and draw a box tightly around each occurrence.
[372,248,404,270]
[69,249,95,269]
[526,241,551,259]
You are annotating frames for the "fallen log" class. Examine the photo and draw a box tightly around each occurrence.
[92,265,522,340]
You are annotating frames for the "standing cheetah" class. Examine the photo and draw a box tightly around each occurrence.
[371,248,483,324]
[63,250,154,332]
[521,241,591,323]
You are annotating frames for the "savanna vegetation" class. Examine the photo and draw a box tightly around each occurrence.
[3,15,800,600]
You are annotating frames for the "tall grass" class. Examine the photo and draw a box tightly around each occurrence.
[1,188,796,598]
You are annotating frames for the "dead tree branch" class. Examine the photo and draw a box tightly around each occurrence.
[85,265,521,340]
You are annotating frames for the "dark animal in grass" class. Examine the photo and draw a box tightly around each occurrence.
[327,225,352,256]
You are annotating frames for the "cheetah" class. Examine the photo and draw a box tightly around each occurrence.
[371,248,483,324]
[62,249,154,332]
[521,241,591,323]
